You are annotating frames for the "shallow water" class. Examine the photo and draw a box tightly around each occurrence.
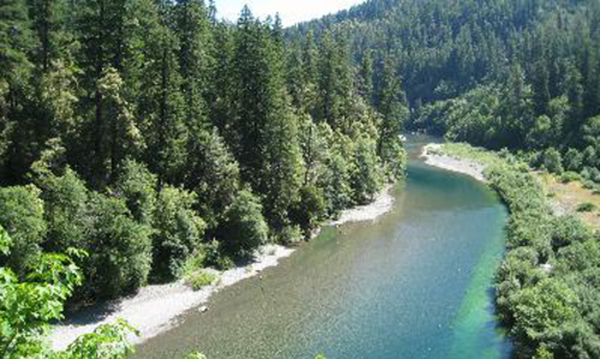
[135,135,512,359]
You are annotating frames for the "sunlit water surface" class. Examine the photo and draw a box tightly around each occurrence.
[135,135,513,359]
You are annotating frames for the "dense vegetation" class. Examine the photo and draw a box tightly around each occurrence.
[3,0,599,356]
[0,0,407,307]
[290,0,600,183]
[437,144,600,358]
[290,1,600,357]
[0,0,409,356]
[0,225,137,358]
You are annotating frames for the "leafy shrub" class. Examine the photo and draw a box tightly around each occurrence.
[542,148,563,174]
[191,129,241,231]
[152,186,206,280]
[186,270,218,290]
[581,166,600,183]
[290,184,327,234]
[84,193,153,299]
[560,171,579,183]
[179,250,207,278]
[216,256,235,270]
[276,225,304,246]
[351,135,384,204]
[582,180,595,190]
[115,159,157,225]
[576,202,596,212]
[563,148,583,172]
[583,146,598,168]
[184,353,208,359]
[218,189,268,259]
[0,185,47,274]
[37,168,90,253]
[0,226,136,359]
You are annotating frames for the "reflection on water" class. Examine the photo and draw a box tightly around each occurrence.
[135,135,512,359]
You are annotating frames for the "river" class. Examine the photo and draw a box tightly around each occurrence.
[135,135,513,359]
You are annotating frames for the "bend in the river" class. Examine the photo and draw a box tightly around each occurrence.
[135,134,513,359]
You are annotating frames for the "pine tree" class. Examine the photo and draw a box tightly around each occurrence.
[207,22,236,144]
[73,0,129,187]
[27,0,70,73]
[122,0,189,185]
[97,67,143,183]
[231,8,303,229]
[377,58,408,179]
[173,0,212,132]
[317,30,353,130]
[561,62,585,144]
[231,6,270,187]
[187,128,240,230]
[500,64,534,148]
[359,50,374,103]
[0,0,36,182]
[531,59,550,116]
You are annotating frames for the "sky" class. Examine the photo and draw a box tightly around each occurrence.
[214,0,365,27]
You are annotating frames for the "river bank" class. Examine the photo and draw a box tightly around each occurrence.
[50,185,396,350]
[421,143,487,182]
[134,134,512,359]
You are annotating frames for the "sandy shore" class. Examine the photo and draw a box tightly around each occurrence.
[50,186,396,350]
[421,143,487,182]
[50,244,294,350]
[331,184,394,225]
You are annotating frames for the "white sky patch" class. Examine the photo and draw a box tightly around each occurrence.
[214,0,365,26]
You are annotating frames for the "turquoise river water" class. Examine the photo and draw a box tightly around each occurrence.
[135,135,513,359]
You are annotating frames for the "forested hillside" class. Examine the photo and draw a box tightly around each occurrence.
[0,0,407,311]
[288,0,600,358]
[290,0,600,157]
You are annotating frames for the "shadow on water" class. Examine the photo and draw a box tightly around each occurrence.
[134,134,513,359]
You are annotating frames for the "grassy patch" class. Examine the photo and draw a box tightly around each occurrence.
[577,202,597,213]
[186,270,218,290]
[560,171,580,184]
[438,143,506,168]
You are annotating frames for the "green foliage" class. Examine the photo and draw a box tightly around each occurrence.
[563,148,583,172]
[183,353,207,359]
[0,225,136,359]
[351,136,384,204]
[54,319,138,359]
[0,0,408,328]
[576,202,596,213]
[84,193,152,299]
[37,168,89,252]
[189,129,240,230]
[275,225,304,246]
[0,185,47,274]
[291,184,327,235]
[115,159,157,226]
[512,279,578,349]
[541,148,563,175]
[218,189,268,259]
[443,143,600,359]
[152,186,206,280]
[0,249,81,358]
[559,171,579,184]
[185,270,218,291]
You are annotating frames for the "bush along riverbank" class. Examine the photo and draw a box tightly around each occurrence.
[429,143,600,359]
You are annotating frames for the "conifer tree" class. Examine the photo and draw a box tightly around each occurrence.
[173,0,212,132]
[359,50,374,103]
[377,58,408,179]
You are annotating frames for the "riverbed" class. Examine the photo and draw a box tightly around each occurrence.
[135,135,512,359]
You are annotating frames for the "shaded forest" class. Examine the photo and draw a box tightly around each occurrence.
[0,0,407,305]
